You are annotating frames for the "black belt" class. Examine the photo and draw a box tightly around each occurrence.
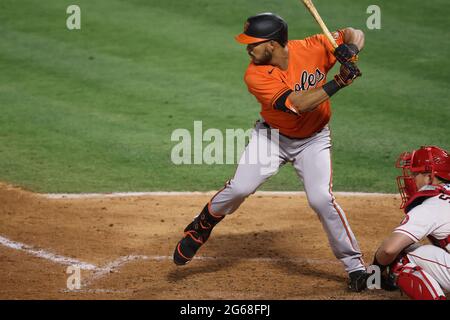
[260,121,303,140]
[260,121,327,140]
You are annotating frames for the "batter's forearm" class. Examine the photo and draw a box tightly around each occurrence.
[287,87,330,113]
[343,27,365,51]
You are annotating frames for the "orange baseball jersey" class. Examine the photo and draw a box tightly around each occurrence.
[244,30,345,138]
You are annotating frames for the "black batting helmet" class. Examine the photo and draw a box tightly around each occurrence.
[235,13,288,46]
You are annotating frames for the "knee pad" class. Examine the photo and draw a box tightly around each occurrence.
[395,263,446,300]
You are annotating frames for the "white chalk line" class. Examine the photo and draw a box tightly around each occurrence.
[0,234,338,293]
[83,255,151,287]
[71,255,340,293]
[43,191,396,199]
[0,235,150,286]
[0,235,148,289]
[0,235,98,271]
[61,288,132,294]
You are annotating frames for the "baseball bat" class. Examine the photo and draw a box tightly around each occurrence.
[301,0,338,50]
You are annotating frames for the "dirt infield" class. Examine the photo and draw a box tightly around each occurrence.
[0,183,416,300]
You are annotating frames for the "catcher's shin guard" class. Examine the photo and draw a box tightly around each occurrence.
[395,263,446,300]
[173,204,224,266]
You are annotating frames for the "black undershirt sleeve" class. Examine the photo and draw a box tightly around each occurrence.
[273,89,296,114]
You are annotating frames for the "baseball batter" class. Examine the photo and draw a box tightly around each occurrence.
[173,13,368,291]
[372,146,450,299]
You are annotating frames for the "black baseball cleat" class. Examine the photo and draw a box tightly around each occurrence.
[173,205,224,266]
[348,270,369,292]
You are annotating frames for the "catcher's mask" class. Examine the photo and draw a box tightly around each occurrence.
[396,146,450,208]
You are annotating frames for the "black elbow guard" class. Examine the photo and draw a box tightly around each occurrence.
[273,89,296,114]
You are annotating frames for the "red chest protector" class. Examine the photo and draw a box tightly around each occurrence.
[404,186,450,252]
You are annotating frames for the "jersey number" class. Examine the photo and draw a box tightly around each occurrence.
[438,194,450,204]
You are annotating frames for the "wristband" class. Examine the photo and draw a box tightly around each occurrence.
[322,79,341,97]
[348,43,360,55]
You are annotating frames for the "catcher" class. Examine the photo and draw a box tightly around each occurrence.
[372,146,450,300]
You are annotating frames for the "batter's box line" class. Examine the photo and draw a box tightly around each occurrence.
[0,234,339,291]
[60,288,133,294]
[0,235,146,289]
[0,235,98,271]
[80,255,341,292]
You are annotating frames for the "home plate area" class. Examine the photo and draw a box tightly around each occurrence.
[0,183,410,299]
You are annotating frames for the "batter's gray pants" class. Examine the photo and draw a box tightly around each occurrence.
[208,120,365,273]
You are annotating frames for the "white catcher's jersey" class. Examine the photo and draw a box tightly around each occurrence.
[394,184,450,251]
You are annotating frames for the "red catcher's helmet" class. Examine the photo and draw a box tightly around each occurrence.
[396,146,450,208]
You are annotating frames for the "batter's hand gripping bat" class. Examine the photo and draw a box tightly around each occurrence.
[301,0,362,76]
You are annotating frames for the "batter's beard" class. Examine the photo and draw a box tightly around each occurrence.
[252,49,272,65]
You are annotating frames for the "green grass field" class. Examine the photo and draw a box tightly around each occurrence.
[0,0,449,193]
